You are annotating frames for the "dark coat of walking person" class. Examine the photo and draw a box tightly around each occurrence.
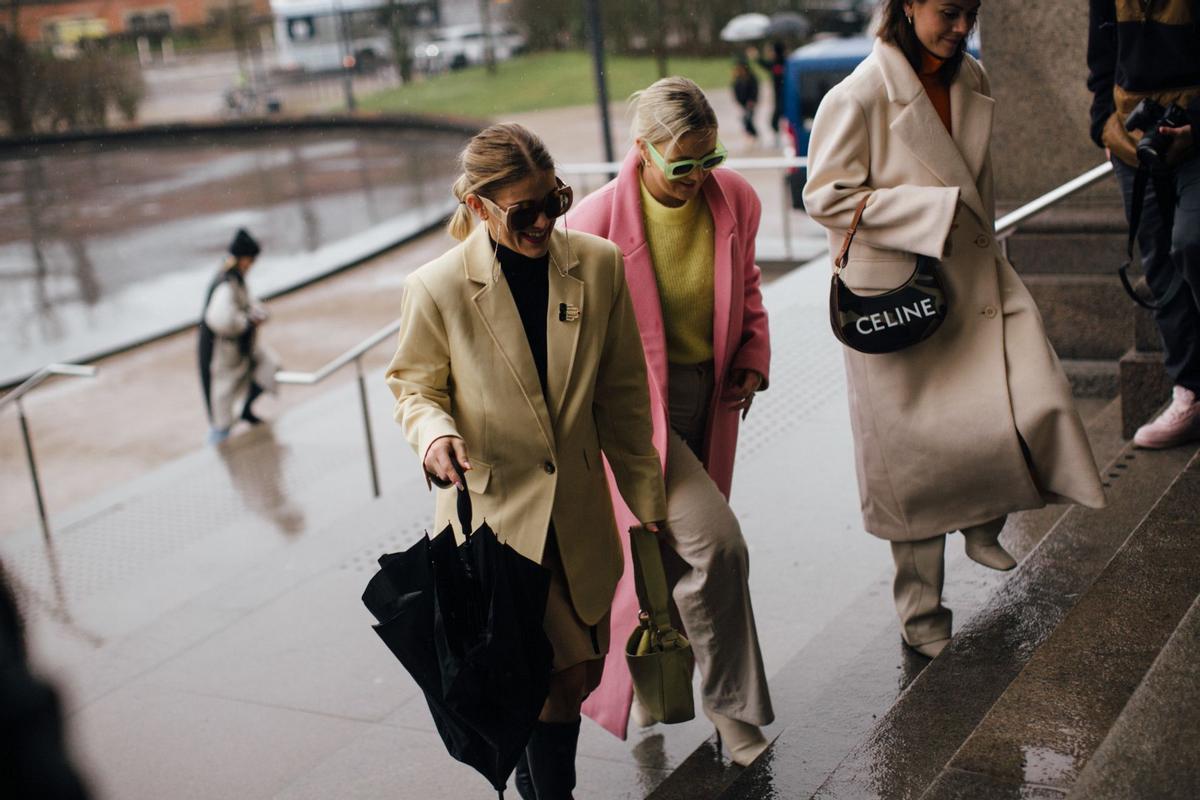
[198,228,278,444]
[756,41,789,144]
[732,61,760,140]
[804,0,1107,658]
[385,122,667,799]
[569,77,774,766]
[1087,0,1200,449]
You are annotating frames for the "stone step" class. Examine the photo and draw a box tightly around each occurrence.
[1001,205,1126,277]
[663,400,1163,800]
[920,451,1200,799]
[1022,274,1132,361]
[1062,359,1120,400]
[1067,590,1200,799]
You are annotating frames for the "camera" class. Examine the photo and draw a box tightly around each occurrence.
[1124,99,1190,168]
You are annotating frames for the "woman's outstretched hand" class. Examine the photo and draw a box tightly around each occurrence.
[424,436,472,490]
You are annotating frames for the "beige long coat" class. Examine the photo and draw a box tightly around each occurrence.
[202,271,279,431]
[385,224,667,624]
[804,40,1106,542]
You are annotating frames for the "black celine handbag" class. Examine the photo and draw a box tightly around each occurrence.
[829,195,948,354]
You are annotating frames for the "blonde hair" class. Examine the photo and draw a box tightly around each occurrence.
[446,122,556,241]
[629,76,718,148]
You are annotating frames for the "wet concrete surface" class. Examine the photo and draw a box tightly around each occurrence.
[1,128,461,384]
[1,256,884,800]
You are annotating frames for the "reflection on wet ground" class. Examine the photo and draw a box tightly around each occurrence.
[0,129,463,384]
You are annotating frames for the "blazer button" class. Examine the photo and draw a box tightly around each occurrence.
[974,234,990,248]
[983,306,998,319]
[543,461,556,475]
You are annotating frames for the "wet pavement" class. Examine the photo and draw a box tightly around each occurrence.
[1,128,462,385]
[2,256,897,799]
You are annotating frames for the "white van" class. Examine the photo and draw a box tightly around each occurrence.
[412,24,526,73]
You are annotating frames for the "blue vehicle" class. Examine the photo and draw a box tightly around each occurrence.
[782,33,980,208]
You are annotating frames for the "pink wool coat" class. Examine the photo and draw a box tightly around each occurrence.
[566,147,771,738]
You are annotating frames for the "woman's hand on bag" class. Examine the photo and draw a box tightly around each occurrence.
[424,436,471,490]
[726,369,764,418]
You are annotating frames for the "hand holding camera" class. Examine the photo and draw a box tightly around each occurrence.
[1124,99,1192,168]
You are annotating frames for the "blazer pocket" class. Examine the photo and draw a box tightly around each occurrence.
[464,458,492,494]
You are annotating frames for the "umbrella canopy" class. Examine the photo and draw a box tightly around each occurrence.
[363,480,554,794]
[766,11,811,39]
[720,12,771,42]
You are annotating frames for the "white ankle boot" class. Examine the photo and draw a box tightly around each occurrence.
[705,706,768,767]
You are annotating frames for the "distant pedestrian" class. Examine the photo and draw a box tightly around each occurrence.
[198,228,278,444]
[804,0,1107,658]
[732,60,760,141]
[385,122,666,800]
[570,76,774,766]
[755,41,789,146]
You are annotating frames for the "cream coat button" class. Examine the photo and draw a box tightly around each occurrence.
[543,461,556,475]
[975,234,990,248]
[983,306,998,319]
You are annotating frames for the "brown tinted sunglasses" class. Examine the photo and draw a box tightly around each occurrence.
[481,178,574,232]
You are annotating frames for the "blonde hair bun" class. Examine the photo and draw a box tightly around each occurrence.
[630,76,718,148]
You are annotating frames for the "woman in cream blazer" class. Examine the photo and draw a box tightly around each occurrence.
[804,0,1106,658]
[385,123,665,800]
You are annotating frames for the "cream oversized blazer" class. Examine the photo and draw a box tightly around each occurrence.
[386,224,667,624]
[804,40,1106,542]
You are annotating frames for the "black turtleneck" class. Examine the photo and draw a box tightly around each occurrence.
[495,240,550,398]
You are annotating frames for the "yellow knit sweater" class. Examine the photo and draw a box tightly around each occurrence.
[639,179,715,365]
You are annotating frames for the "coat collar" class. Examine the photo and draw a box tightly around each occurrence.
[873,39,994,225]
[462,220,580,285]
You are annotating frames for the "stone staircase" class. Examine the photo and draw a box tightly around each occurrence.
[650,400,1200,800]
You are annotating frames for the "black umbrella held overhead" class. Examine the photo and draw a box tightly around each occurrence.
[363,466,554,797]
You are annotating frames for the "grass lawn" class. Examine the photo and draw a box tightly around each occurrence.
[358,50,736,117]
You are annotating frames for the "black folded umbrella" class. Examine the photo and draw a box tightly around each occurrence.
[363,474,554,797]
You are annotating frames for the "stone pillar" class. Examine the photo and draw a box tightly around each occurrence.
[981,0,1112,208]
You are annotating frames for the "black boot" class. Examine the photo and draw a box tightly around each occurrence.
[513,752,537,800]
[241,382,265,424]
[523,718,581,800]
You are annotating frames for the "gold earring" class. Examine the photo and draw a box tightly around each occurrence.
[907,14,913,24]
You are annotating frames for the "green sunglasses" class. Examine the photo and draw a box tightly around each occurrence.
[646,140,729,181]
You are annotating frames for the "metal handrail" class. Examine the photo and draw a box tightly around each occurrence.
[1,362,98,546]
[274,319,402,497]
[0,363,98,411]
[995,161,1115,240]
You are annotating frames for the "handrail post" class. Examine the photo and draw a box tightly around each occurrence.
[355,356,381,498]
[16,397,53,546]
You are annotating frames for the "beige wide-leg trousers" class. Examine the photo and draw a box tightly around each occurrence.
[661,363,774,726]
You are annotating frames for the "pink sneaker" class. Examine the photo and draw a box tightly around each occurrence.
[1133,386,1200,449]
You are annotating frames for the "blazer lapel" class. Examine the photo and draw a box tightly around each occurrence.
[875,40,989,224]
[545,229,584,424]
[463,226,556,455]
[702,175,735,372]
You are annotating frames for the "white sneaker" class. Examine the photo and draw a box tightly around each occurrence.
[1133,386,1200,449]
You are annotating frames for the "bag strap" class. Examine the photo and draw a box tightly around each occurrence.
[834,194,872,274]
[629,526,672,631]
[1119,166,1184,311]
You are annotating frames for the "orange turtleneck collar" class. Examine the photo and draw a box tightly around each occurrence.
[918,50,952,135]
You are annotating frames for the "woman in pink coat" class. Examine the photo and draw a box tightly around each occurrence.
[568,76,774,766]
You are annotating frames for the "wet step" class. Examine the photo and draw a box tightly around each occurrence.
[921,451,1200,799]
[649,400,1135,800]
[710,428,1197,799]
[1067,591,1200,799]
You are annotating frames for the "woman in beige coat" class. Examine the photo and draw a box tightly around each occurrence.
[804,0,1107,658]
[385,123,666,799]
